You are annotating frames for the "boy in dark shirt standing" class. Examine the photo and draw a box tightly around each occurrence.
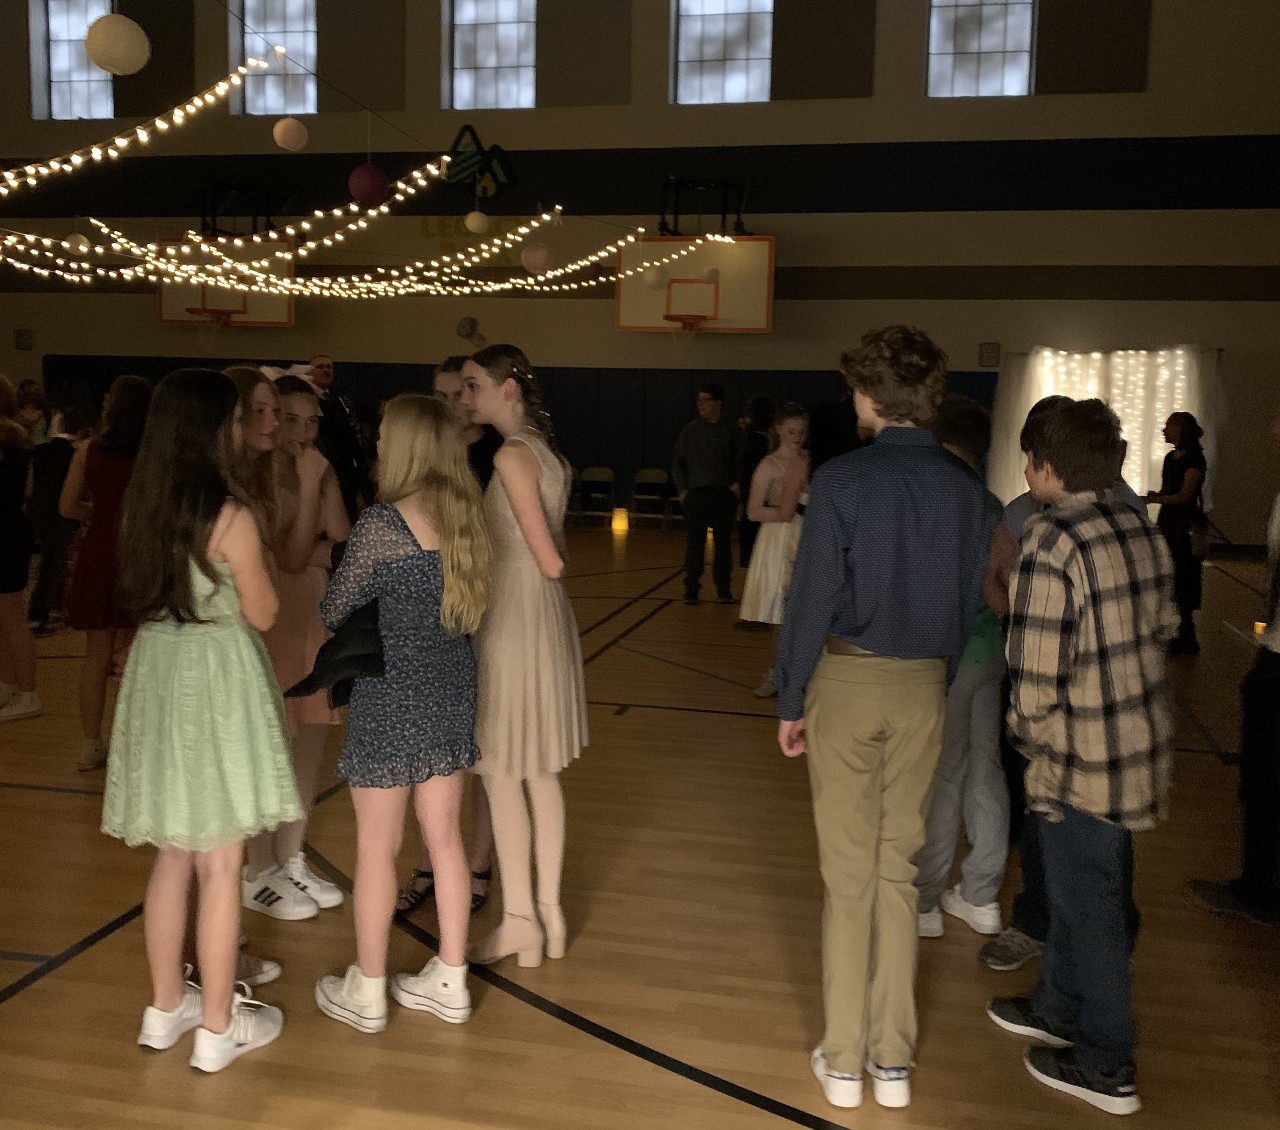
[777,326,991,1110]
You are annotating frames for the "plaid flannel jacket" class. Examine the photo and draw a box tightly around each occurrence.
[1007,490,1178,830]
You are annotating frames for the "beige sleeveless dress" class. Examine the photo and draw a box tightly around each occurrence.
[473,429,588,777]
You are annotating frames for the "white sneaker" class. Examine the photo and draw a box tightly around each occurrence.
[391,957,472,1024]
[867,1061,912,1108]
[77,738,107,772]
[315,964,388,1033]
[810,1046,862,1108]
[940,884,1002,935]
[0,690,42,723]
[281,852,344,909]
[241,865,319,920]
[236,950,282,988]
[137,973,202,1050]
[188,987,282,1072]
[917,908,943,938]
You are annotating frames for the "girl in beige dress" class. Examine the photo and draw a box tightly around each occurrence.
[462,344,588,967]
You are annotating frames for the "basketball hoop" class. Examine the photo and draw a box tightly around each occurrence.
[663,313,708,335]
[185,307,233,327]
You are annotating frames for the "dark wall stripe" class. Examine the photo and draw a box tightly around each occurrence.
[1,136,1275,220]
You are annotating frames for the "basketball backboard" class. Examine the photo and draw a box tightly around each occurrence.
[615,235,773,333]
[159,238,294,327]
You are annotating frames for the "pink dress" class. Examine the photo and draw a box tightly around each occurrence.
[264,476,340,732]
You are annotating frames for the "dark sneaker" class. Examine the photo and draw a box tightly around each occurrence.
[683,593,700,606]
[987,996,1074,1047]
[978,926,1043,971]
[1187,879,1280,925]
[1024,1046,1141,1116]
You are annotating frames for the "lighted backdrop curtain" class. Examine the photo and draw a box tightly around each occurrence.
[989,346,1218,510]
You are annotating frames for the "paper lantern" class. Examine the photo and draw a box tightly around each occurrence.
[643,265,669,291]
[85,14,151,76]
[348,163,391,208]
[464,210,491,235]
[702,265,721,284]
[520,242,555,275]
[272,117,309,152]
[62,234,92,255]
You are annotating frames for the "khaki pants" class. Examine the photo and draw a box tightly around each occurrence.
[805,652,946,1074]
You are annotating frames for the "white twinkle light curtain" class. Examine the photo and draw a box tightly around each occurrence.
[989,345,1217,509]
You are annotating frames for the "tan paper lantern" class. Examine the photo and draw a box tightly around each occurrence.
[272,117,309,152]
[85,14,151,76]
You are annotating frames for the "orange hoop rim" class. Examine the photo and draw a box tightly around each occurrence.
[663,313,709,332]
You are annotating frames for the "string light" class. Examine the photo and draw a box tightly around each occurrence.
[0,58,272,198]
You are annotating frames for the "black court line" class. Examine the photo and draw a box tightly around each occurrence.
[589,699,775,721]
[615,643,758,691]
[0,780,104,797]
[0,949,54,963]
[1171,691,1235,765]
[1208,560,1265,599]
[302,846,845,1130]
[577,568,685,637]
[583,600,675,666]
[566,565,684,580]
[0,903,142,1007]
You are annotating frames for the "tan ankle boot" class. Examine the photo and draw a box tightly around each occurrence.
[538,903,567,959]
[468,914,544,968]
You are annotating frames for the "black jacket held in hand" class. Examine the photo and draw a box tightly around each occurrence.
[284,540,383,708]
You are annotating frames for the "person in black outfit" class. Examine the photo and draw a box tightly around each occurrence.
[309,355,369,523]
[672,383,744,605]
[737,396,774,568]
[26,407,86,632]
[1146,411,1208,654]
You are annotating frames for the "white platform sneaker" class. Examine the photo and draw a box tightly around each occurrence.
[391,956,472,1024]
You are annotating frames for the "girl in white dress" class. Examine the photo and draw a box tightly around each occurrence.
[739,405,808,627]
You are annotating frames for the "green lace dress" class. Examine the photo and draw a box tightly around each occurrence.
[101,561,302,850]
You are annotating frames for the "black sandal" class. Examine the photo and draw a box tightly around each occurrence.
[470,868,492,915]
[396,869,434,915]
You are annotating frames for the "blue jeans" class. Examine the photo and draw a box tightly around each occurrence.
[1032,806,1137,1075]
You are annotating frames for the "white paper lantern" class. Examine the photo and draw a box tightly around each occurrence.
[520,242,555,275]
[272,117,309,152]
[85,14,151,77]
[62,234,92,255]
[702,265,721,284]
[643,265,670,291]
[464,210,491,235]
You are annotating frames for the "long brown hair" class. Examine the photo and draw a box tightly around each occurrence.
[117,369,243,622]
[97,374,152,457]
[470,343,558,451]
[225,365,280,538]
[377,394,491,634]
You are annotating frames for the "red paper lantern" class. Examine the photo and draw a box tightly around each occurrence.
[348,163,390,208]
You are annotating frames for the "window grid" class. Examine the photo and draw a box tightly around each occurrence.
[450,0,536,111]
[928,0,1035,98]
[243,0,317,116]
[46,0,114,121]
[675,0,773,106]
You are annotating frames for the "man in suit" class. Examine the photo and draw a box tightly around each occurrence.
[308,355,368,522]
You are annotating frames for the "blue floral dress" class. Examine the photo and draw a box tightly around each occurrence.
[321,503,479,787]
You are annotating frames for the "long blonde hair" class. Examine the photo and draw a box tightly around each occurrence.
[377,394,491,634]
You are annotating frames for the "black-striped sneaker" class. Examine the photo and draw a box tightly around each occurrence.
[1024,1046,1141,1116]
[241,865,318,920]
[987,996,1075,1047]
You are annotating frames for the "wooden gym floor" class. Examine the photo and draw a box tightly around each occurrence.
[1,527,1277,1129]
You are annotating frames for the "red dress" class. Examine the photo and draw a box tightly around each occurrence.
[66,441,136,631]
